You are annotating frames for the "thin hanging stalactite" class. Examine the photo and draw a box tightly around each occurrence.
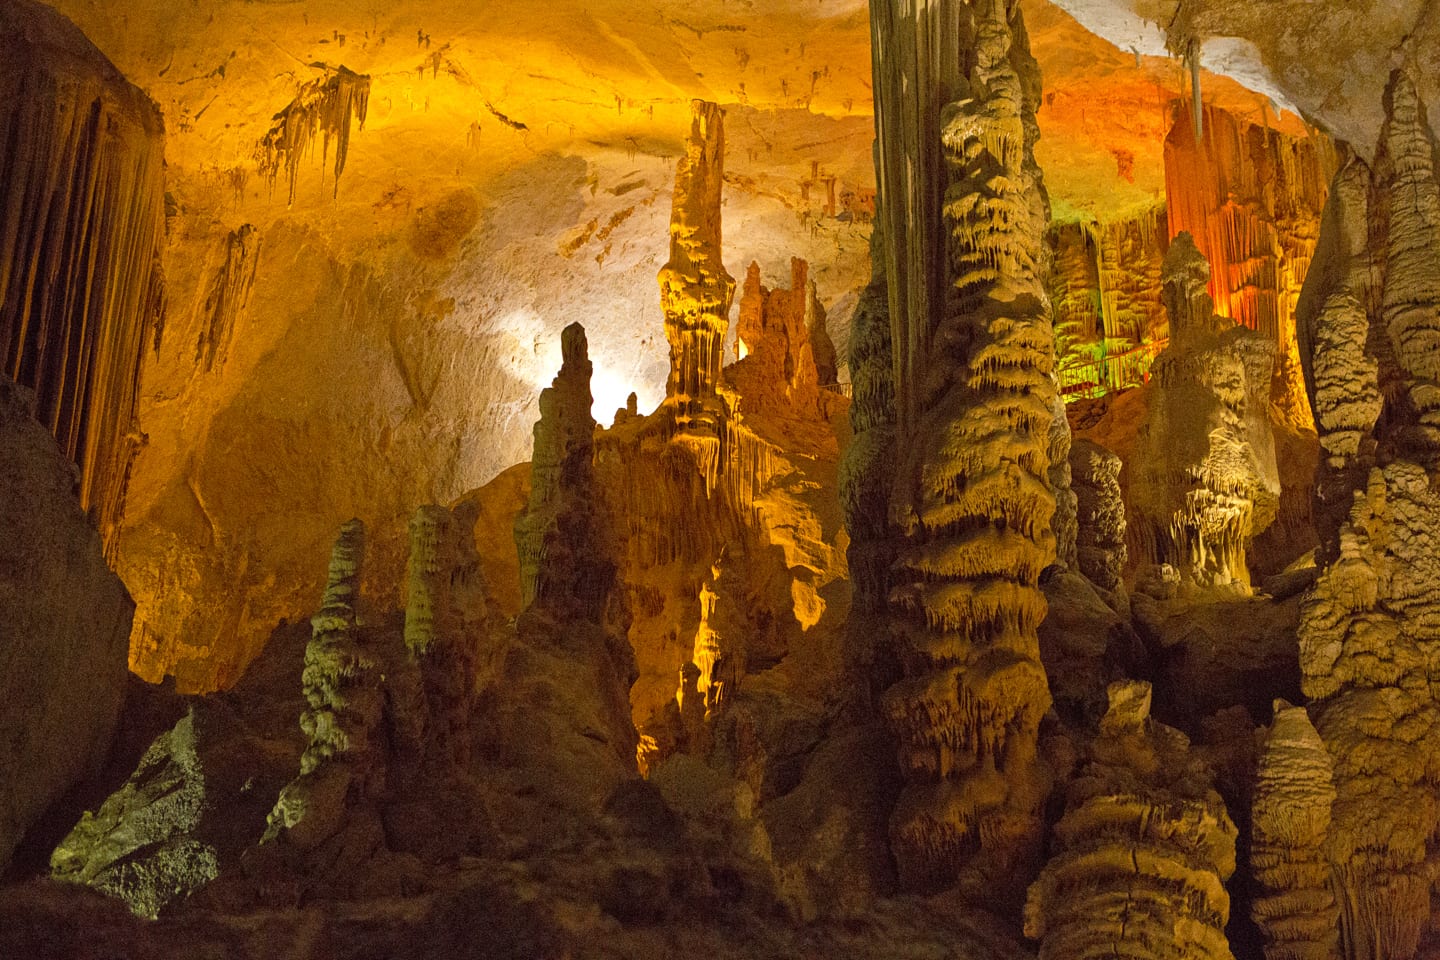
[256,65,371,205]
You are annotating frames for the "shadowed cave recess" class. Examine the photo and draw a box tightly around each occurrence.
[2,0,1439,956]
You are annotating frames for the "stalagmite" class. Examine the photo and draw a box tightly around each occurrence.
[1251,701,1341,960]
[0,2,167,549]
[732,259,822,413]
[1294,67,1440,960]
[1069,438,1126,591]
[515,322,601,614]
[659,100,735,432]
[404,503,487,768]
[257,65,371,204]
[1131,232,1279,591]
[266,520,385,848]
[1024,680,1238,960]
[873,0,1058,897]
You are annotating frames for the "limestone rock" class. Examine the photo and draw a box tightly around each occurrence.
[1251,701,1341,960]
[875,0,1058,897]
[1025,680,1238,960]
[0,380,133,874]
[1069,438,1126,591]
[1131,232,1280,592]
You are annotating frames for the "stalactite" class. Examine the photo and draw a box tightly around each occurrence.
[0,7,167,550]
[873,0,1057,900]
[256,65,370,204]
[1251,701,1341,960]
[659,100,734,433]
[1024,681,1238,960]
[1163,101,1335,430]
[195,225,260,372]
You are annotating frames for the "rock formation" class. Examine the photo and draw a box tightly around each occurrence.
[1069,438,1126,591]
[403,503,488,769]
[1250,701,1340,960]
[256,65,370,204]
[0,0,166,548]
[1024,680,1238,960]
[265,520,385,849]
[872,0,1058,896]
[659,100,735,432]
[1131,232,1279,592]
[731,259,825,416]
[0,380,133,874]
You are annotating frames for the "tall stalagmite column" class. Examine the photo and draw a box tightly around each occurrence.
[0,0,167,550]
[1295,68,1440,960]
[659,100,735,432]
[870,0,1058,896]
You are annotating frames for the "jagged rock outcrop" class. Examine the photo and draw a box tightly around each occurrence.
[1131,232,1279,592]
[659,99,735,432]
[0,0,166,548]
[1024,680,1238,960]
[1250,700,1341,960]
[1293,67,1440,960]
[872,0,1058,896]
[0,380,133,874]
[1070,438,1126,591]
[265,521,385,850]
[729,259,837,419]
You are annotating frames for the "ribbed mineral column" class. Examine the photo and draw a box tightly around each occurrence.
[659,100,735,431]
[872,0,1059,897]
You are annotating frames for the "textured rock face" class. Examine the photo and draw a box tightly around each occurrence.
[0,0,166,548]
[1131,232,1279,591]
[1251,701,1340,960]
[873,0,1057,897]
[1069,438,1126,591]
[1024,680,1238,960]
[1293,67,1440,960]
[0,380,133,874]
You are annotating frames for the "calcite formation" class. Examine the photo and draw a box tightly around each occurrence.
[1131,232,1279,591]
[0,0,166,549]
[732,259,824,416]
[659,100,735,432]
[1069,438,1126,591]
[266,520,384,849]
[194,225,260,374]
[403,503,488,769]
[874,0,1058,896]
[1024,680,1238,960]
[256,65,371,204]
[1293,67,1440,960]
[1250,701,1340,960]
[1164,102,1334,429]
[0,379,133,875]
[1049,206,1168,353]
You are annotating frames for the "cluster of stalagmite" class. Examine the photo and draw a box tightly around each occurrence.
[403,504,488,769]
[659,100,735,432]
[1250,701,1340,960]
[872,0,1057,895]
[0,1,167,550]
[1069,438,1126,591]
[731,259,827,415]
[266,520,385,847]
[257,65,371,204]
[1131,232,1279,591]
[1293,67,1440,960]
[1024,681,1238,960]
